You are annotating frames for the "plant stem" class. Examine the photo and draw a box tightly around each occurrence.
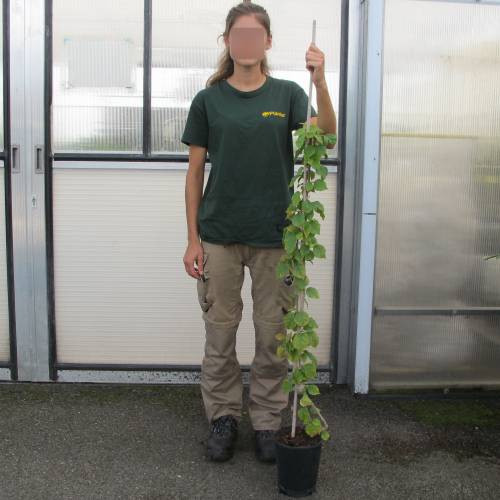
[310,400,329,430]
[291,137,312,440]
[291,384,298,438]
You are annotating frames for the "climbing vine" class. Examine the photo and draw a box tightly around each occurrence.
[275,121,337,441]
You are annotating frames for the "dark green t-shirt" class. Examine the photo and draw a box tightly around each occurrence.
[181,75,318,248]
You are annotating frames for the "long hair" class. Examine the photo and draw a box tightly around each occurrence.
[206,2,272,88]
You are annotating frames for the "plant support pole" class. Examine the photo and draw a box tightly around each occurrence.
[291,19,317,439]
[306,20,316,127]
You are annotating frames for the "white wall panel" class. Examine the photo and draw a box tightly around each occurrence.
[53,166,336,366]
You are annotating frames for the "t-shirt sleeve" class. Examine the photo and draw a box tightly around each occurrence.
[181,91,209,148]
[289,82,318,131]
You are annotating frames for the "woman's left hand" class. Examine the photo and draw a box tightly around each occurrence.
[305,43,327,88]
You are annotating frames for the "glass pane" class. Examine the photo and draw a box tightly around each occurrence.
[52,0,144,153]
[151,0,340,157]
[371,0,500,388]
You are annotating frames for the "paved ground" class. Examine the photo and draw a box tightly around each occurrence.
[0,382,499,499]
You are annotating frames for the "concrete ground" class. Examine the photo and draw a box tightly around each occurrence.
[0,382,499,500]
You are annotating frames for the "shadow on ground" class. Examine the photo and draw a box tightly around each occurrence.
[0,382,499,499]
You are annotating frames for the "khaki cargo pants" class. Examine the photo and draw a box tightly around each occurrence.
[196,239,296,431]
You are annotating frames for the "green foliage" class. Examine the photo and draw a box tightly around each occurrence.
[276,122,337,442]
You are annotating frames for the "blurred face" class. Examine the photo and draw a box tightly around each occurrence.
[225,15,271,66]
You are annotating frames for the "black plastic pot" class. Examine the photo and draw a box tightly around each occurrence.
[275,425,323,497]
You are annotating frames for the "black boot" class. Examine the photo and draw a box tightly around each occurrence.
[206,415,239,462]
[254,429,278,463]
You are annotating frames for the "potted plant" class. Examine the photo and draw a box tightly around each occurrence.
[274,120,337,497]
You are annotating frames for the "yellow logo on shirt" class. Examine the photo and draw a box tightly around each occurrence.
[262,111,286,118]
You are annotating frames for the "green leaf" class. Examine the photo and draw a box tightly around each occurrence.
[284,312,295,329]
[308,219,321,235]
[313,244,326,258]
[292,333,309,351]
[310,331,319,348]
[312,149,325,163]
[305,351,318,364]
[306,384,320,396]
[298,406,312,424]
[312,199,325,213]
[303,363,317,379]
[325,133,337,145]
[306,317,319,329]
[302,200,314,214]
[320,430,330,441]
[305,418,321,437]
[284,231,297,254]
[292,276,307,291]
[294,311,309,326]
[292,367,305,384]
[276,260,290,278]
[304,144,317,158]
[293,262,306,279]
[299,393,313,407]
[314,179,327,191]
[306,287,320,299]
[282,378,293,393]
[275,331,286,341]
[291,213,305,227]
[296,134,305,151]
[291,191,301,207]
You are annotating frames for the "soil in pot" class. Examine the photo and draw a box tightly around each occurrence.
[276,425,322,447]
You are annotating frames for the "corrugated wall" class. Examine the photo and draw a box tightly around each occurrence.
[370,0,500,389]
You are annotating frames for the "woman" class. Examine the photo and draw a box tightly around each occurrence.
[181,2,337,463]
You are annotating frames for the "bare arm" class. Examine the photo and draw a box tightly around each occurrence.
[183,144,208,279]
[313,82,337,149]
[306,43,337,148]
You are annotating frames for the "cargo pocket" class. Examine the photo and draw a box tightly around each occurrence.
[196,252,211,313]
[277,273,295,314]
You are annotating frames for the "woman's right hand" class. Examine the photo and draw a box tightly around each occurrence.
[184,241,204,279]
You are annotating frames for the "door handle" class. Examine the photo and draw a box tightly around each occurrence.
[34,144,44,174]
[11,144,20,173]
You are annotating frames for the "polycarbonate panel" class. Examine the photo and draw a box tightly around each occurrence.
[52,0,144,153]
[371,0,500,388]
[371,315,500,389]
[0,5,3,151]
[0,167,9,361]
[151,0,340,158]
[375,137,500,307]
[54,167,335,365]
